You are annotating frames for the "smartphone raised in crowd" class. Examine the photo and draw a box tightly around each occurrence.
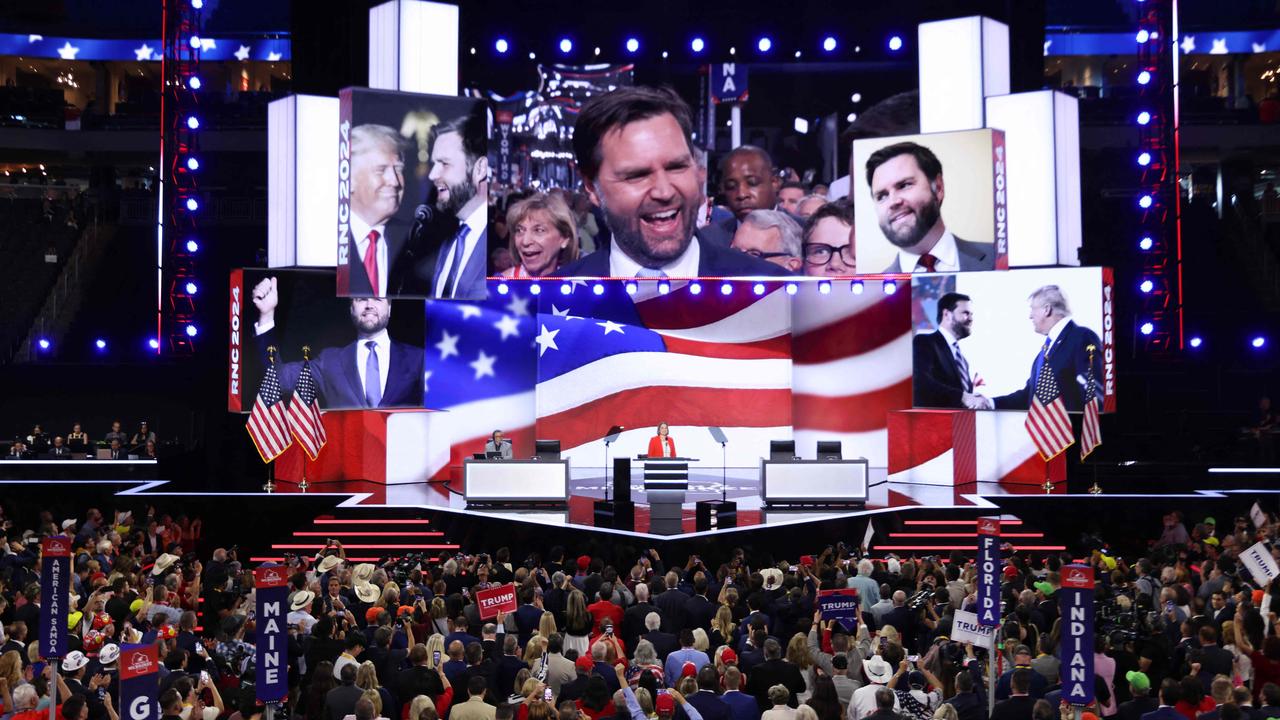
[433,650,441,665]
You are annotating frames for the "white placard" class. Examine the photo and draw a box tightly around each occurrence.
[1252,502,1267,528]
[1240,541,1280,588]
[952,609,996,649]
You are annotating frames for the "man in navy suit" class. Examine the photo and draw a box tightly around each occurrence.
[429,107,490,301]
[865,141,996,273]
[251,276,423,409]
[994,285,1104,412]
[340,124,411,297]
[557,86,788,279]
[677,666,732,720]
[913,292,989,409]
[1139,678,1183,720]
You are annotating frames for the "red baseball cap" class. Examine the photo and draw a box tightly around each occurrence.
[681,661,697,678]
[577,555,591,570]
[720,648,737,664]
[656,694,676,714]
[1003,565,1018,578]
[576,655,595,672]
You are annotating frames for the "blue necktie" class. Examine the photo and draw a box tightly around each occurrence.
[1032,336,1051,393]
[364,340,382,407]
[953,342,972,392]
[440,225,470,298]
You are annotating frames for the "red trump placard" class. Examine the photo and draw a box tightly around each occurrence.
[475,583,518,620]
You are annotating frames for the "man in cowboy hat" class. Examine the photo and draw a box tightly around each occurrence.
[288,590,318,634]
[847,655,899,720]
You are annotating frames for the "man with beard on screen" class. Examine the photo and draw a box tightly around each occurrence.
[555,86,788,278]
[429,106,490,300]
[912,292,991,409]
[865,142,994,273]
[249,276,424,409]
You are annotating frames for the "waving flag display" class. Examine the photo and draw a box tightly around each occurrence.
[1080,344,1102,459]
[1026,348,1074,460]
[246,350,292,462]
[286,352,327,460]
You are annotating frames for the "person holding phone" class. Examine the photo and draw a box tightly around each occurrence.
[647,423,676,459]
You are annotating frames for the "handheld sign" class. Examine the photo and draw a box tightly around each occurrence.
[1241,542,1280,588]
[1059,565,1095,705]
[817,588,860,631]
[119,643,160,720]
[952,609,996,650]
[40,536,71,658]
[476,583,518,620]
[254,565,290,702]
[976,518,1001,627]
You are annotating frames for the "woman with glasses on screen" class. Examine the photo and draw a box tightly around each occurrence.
[501,192,580,278]
[647,423,676,458]
[800,200,856,276]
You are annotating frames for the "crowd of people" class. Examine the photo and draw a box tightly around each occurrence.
[5,421,157,460]
[1,503,1279,720]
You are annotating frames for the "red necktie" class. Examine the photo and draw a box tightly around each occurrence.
[916,253,938,272]
[363,229,380,296]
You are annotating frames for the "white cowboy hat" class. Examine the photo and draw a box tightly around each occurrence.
[863,655,893,684]
[354,583,380,603]
[152,553,180,576]
[99,644,120,665]
[290,590,316,612]
[316,555,344,574]
[62,651,89,672]
[760,568,784,590]
[351,564,376,583]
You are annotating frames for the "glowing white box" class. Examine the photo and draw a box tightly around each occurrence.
[985,91,1082,266]
[368,0,459,96]
[918,16,1009,133]
[268,95,339,268]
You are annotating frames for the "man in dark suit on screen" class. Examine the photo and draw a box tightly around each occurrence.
[429,106,490,301]
[250,276,423,409]
[556,86,789,279]
[993,284,1104,413]
[913,292,990,409]
[866,142,995,273]
[340,124,411,297]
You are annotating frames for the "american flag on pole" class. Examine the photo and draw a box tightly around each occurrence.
[286,349,327,460]
[1026,347,1074,460]
[246,348,292,462]
[1080,344,1102,459]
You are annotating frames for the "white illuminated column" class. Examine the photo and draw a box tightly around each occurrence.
[917,16,1009,133]
[267,95,339,267]
[986,91,1082,266]
[368,0,459,95]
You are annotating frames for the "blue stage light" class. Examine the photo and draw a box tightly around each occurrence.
[690,37,705,53]
[559,38,573,54]
[625,282,638,295]
[883,280,898,295]
[1139,322,1154,336]
[1136,111,1151,125]
[186,197,199,211]
[189,36,202,49]
[658,281,671,295]
[888,35,904,51]
[1137,152,1151,167]
[495,38,509,54]
[186,239,199,252]
[148,338,160,350]
[757,37,772,53]
[851,280,865,295]
[95,339,107,350]
[593,283,605,296]
[818,281,831,294]
[185,325,198,338]
[187,157,199,171]
[1137,70,1151,85]
[1139,236,1153,250]
[188,77,202,90]
[822,36,837,52]
[1138,195,1153,209]
[187,116,200,129]
[1252,336,1267,349]
[626,38,639,54]
[529,282,541,295]
[1139,279,1154,293]
[689,282,702,295]
[1136,29,1150,43]
[496,282,509,295]
[785,283,798,295]
[1189,336,1203,348]
[185,281,198,294]
[37,338,50,350]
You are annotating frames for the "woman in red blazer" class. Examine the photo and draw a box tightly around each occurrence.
[647,422,676,458]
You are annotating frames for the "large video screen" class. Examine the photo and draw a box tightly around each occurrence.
[336,88,489,300]
[228,268,426,412]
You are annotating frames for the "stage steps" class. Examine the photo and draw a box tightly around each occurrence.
[249,512,462,564]
[869,514,1067,556]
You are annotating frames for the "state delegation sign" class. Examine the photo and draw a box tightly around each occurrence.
[254,566,290,702]
[976,517,1001,627]
[1059,565,1095,705]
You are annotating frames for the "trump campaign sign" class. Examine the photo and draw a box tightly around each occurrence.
[119,643,159,720]
[952,609,996,650]
[476,583,518,620]
[40,536,71,658]
[254,565,290,702]
[1059,565,1095,705]
[1241,541,1280,588]
[818,588,860,631]
[976,517,1001,627]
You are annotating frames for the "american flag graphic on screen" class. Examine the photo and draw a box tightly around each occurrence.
[1027,349,1073,460]
[246,353,291,462]
[286,356,328,460]
[1080,344,1101,459]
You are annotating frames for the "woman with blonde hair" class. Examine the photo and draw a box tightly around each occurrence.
[356,661,394,715]
[691,628,710,653]
[428,597,449,635]
[501,193,580,278]
[523,636,548,666]
[0,651,23,689]
[356,689,383,718]
[407,696,437,720]
[710,605,737,650]
[537,611,558,641]
[563,589,593,656]
[423,635,446,671]
[932,705,959,720]
[786,633,815,702]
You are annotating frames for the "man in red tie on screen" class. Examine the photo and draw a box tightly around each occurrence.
[345,124,408,297]
[648,422,676,458]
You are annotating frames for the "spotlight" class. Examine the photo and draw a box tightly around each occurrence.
[850,92,862,103]
[1139,279,1154,293]
[95,339,107,350]
[691,37,705,53]
[188,76,202,90]
[187,157,200,171]
[186,197,199,211]
[186,239,199,253]
[192,0,203,7]
[689,282,702,295]
[721,282,733,296]
[528,52,536,60]
[37,338,50,350]
[753,282,766,296]
[1139,322,1154,336]
[883,280,898,295]
[148,338,160,350]
[888,35,904,51]
[729,47,736,55]
[495,38,509,54]
[818,281,831,294]
[496,282,509,295]
[658,281,671,295]
[846,112,858,123]
[529,282,541,295]
[559,38,573,54]
[625,282,638,295]
[851,280,865,294]
[626,37,639,54]
[1252,336,1267,349]
[757,37,772,53]
[1139,236,1153,250]
[1137,152,1151,167]
[1189,336,1203,348]
[187,116,200,129]
[560,282,572,295]
[1136,29,1150,43]
[1136,111,1151,125]
[661,50,669,59]
[592,283,605,296]
[185,281,198,294]
[593,47,600,56]
[785,283,798,295]
[822,36,837,52]
[1137,70,1152,85]
[189,36,202,49]
[185,325,199,338]
[1138,195,1153,209]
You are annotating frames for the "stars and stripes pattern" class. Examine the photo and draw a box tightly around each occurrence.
[1026,347,1074,460]
[286,357,327,460]
[1081,345,1102,459]
[246,355,291,462]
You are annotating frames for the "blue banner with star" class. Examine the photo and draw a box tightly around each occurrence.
[1045,29,1279,56]
[0,32,289,62]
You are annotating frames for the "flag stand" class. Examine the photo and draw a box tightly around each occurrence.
[264,462,275,493]
[1041,462,1055,494]
[299,461,309,493]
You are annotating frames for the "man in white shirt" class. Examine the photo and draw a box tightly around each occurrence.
[848,656,899,720]
[864,142,994,274]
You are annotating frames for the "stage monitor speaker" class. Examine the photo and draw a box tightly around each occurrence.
[593,500,634,531]
[695,500,737,532]
[613,457,631,502]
